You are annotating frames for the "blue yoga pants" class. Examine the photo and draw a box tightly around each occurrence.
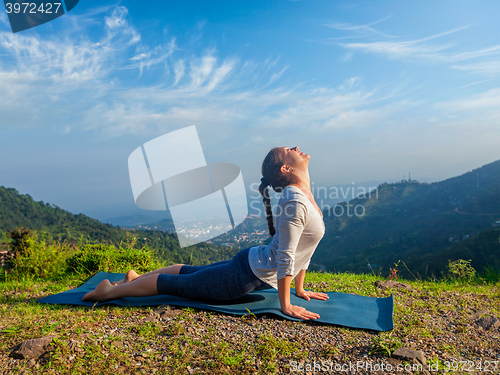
[156,247,273,301]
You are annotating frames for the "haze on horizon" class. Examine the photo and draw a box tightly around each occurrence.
[0,1,499,221]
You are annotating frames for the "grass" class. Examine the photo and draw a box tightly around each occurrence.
[0,232,499,373]
[0,270,498,374]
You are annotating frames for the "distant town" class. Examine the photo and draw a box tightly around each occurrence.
[136,214,270,248]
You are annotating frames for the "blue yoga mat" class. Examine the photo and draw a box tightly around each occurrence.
[38,272,394,331]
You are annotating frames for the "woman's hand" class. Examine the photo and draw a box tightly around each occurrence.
[281,304,320,320]
[296,290,329,301]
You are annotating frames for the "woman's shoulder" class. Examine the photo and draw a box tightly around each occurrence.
[280,185,308,203]
[278,186,309,211]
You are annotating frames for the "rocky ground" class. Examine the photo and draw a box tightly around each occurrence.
[1,278,499,374]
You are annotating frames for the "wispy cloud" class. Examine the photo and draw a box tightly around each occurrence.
[342,39,453,61]
[173,59,185,86]
[126,40,176,74]
[0,12,8,28]
[0,14,381,141]
[437,88,500,111]
[337,24,500,71]
[339,52,353,62]
[104,6,140,45]
[452,60,500,76]
[453,79,492,89]
[324,16,392,37]
[0,6,425,144]
[264,66,289,87]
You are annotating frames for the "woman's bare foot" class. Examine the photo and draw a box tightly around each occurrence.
[111,270,140,285]
[82,279,114,301]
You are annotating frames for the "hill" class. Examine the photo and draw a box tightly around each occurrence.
[314,159,500,278]
[0,186,238,266]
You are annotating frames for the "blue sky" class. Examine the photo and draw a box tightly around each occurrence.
[1,0,500,220]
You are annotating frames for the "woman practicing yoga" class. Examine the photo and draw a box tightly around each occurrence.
[82,146,328,320]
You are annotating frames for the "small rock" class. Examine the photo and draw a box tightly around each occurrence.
[160,309,181,319]
[387,357,402,366]
[145,315,159,322]
[10,336,54,359]
[153,304,170,313]
[374,280,414,291]
[474,316,500,331]
[110,340,123,348]
[470,309,489,319]
[68,339,79,351]
[255,358,262,369]
[392,347,426,366]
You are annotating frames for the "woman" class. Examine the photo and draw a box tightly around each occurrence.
[82,146,328,320]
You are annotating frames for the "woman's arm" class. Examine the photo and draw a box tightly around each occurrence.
[294,269,307,296]
[294,269,329,301]
[278,275,319,320]
[276,200,322,319]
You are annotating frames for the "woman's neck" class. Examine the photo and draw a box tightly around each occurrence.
[288,170,312,195]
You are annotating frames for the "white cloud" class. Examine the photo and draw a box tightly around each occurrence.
[341,39,453,62]
[452,60,500,76]
[324,16,392,37]
[0,5,414,143]
[339,52,353,62]
[337,25,500,69]
[205,58,238,91]
[173,59,185,86]
[437,88,500,111]
[189,53,217,88]
[125,40,176,74]
[0,6,144,84]
[266,66,288,87]
[104,6,140,45]
[0,12,8,27]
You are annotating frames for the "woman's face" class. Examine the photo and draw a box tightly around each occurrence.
[280,146,310,170]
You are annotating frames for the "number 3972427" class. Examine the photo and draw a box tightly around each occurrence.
[5,3,62,14]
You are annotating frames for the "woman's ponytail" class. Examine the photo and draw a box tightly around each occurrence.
[259,179,275,237]
[259,147,291,237]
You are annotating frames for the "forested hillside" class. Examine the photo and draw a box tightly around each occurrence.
[314,159,500,278]
[0,186,238,266]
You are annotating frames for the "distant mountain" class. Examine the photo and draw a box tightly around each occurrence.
[0,186,238,266]
[314,159,500,278]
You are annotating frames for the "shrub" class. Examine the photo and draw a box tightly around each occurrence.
[447,259,476,282]
[67,243,161,275]
[6,228,69,279]
[6,227,33,257]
